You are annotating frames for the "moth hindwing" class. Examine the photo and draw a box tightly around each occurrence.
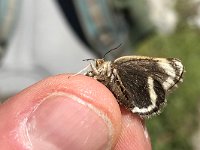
[85,55,184,118]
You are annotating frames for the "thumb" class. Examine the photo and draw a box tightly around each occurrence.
[0,75,121,150]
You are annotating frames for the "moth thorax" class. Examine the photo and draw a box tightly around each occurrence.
[96,60,112,77]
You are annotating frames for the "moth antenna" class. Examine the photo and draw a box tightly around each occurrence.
[103,43,122,59]
[82,58,96,61]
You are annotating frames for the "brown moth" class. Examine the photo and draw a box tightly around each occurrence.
[85,55,184,118]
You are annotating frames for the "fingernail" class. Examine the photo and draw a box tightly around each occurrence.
[27,94,113,150]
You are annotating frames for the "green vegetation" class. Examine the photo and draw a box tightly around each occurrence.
[135,28,200,150]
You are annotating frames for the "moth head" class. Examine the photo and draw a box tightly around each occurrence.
[95,59,105,68]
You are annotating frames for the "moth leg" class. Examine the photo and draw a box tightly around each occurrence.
[106,62,112,77]
[71,64,90,76]
[84,71,93,77]
[68,64,91,78]
[90,63,100,75]
[106,78,130,108]
[110,74,115,82]
[113,69,126,90]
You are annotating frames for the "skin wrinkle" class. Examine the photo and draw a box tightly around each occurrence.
[6,101,43,149]
[14,117,32,150]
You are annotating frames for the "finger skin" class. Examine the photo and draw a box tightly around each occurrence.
[114,109,152,150]
[0,74,151,150]
[0,74,121,149]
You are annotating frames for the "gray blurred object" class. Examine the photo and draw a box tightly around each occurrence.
[147,0,177,34]
[0,0,20,59]
[0,0,49,102]
[0,0,22,101]
[113,0,154,40]
[74,0,130,59]
[0,0,95,102]
[113,0,177,36]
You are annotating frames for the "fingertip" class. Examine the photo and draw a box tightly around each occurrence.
[0,74,122,149]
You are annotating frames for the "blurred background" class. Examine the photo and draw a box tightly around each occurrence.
[0,0,200,149]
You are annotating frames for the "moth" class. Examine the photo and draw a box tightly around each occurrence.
[85,55,184,118]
